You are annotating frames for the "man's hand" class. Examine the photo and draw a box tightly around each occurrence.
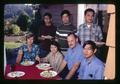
[58,60,67,74]
[65,62,80,80]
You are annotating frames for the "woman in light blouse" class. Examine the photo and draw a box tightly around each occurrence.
[41,41,64,73]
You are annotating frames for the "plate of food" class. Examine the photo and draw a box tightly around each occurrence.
[40,70,57,78]
[21,60,34,66]
[36,63,51,70]
[7,71,25,78]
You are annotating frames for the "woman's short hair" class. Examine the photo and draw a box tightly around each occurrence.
[26,32,34,39]
[50,41,61,51]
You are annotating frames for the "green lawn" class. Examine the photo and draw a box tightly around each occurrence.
[4,42,23,49]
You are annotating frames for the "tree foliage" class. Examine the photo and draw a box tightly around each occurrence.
[16,11,31,31]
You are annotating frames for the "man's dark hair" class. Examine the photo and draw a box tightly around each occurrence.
[68,32,78,38]
[67,32,81,44]
[43,12,52,19]
[83,40,97,51]
[84,8,95,16]
[60,10,71,17]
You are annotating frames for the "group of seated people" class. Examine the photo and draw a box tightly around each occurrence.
[16,32,105,80]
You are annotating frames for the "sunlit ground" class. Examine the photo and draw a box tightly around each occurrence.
[4,42,23,49]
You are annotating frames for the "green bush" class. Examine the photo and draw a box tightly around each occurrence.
[4,42,22,49]
[11,24,21,35]
[16,11,31,31]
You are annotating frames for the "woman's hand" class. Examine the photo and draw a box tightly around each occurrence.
[35,56,40,63]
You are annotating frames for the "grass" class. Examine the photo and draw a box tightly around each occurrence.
[4,42,23,49]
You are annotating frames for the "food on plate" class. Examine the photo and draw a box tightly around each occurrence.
[21,61,34,66]
[36,63,50,70]
[24,60,29,65]
[7,71,25,78]
[40,70,57,78]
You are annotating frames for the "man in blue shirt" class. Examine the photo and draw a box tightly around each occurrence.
[78,40,105,80]
[59,33,84,80]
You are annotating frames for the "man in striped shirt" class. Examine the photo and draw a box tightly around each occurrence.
[56,10,77,51]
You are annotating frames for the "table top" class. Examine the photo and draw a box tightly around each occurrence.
[4,63,61,80]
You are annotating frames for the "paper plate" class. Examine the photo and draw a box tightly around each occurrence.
[21,61,34,66]
[36,63,51,70]
[40,70,57,78]
[7,71,25,78]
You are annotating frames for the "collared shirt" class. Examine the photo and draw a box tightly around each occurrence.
[56,23,77,51]
[64,43,84,72]
[77,23,103,45]
[18,44,39,62]
[78,56,105,80]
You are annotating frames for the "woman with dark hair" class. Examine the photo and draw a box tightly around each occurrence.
[41,41,64,73]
